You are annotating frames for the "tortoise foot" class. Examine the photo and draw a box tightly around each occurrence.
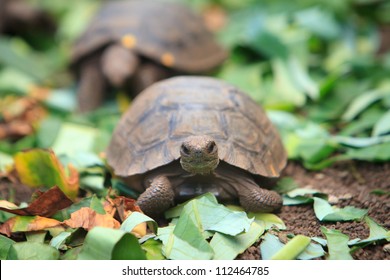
[137,175,174,218]
[239,187,283,213]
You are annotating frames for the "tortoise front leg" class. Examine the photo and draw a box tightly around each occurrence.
[137,175,175,218]
[238,185,283,213]
[77,56,106,112]
[131,62,171,96]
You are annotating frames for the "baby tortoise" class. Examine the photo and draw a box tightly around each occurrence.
[71,0,227,112]
[106,76,287,218]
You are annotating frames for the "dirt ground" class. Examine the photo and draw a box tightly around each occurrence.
[238,160,390,260]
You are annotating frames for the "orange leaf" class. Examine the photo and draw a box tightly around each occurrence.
[0,216,62,237]
[63,207,120,231]
[110,196,142,222]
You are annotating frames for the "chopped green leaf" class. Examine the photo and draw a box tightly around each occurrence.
[120,212,157,234]
[141,239,165,260]
[248,213,286,230]
[0,235,15,260]
[313,197,368,221]
[342,89,390,121]
[260,233,284,260]
[271,235,311,260]
[7,242,60,260]
[50,231,72,250]
[210,222,264,260]
[77,227,146,260]
[372,110,390,136]
[348,216,390,246]
[158,216,214,260]
[321,227,353,260]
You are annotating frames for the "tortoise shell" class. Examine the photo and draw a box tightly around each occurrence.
[71,0,227,72]
[106,76,287,180]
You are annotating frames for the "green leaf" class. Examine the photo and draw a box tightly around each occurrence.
[25,231,47,243]
[372,110,390,136]
[321,227,353,260]
[210,222,265,260]
[61,247,82,260]
[344,142,390,161]
[272,177,300,194]
[0,151,13,172]
[0,68,35,94]
[80,175,105,194]
[0,38,48,81]
[141,239,165,260]
[57,1,98,41]
[297,242,325,260]
[217,63,263,103]
[248,213,286,230]
[251,30,289,59]
[295,7,341,39]
[44,88,76,112]
[333,135,390,148]
[77,227,146,260]
[7,242,60,260]
[158,217,214,260]
[339,106,383,137]
[260,233,284,260]
[348,216,390,246]
[159,194,253,260]
[271,58,306,107]
[0,235,15,260]
[271,235,311,260]
[283,188,326,205]
[50,231,72,250]
[120,212,157,234]
[342,89,390,121]
[286,56,319,100]
[313,197,368,221]
[52,122,99,156]
[166,193,253,236]
[364,216,390,241]
[36,116,63,148]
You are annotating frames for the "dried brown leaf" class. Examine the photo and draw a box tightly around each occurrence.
[0,186,72,217]
[63,207,120,231]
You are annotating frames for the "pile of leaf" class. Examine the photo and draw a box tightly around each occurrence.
[0,149,389,260]
[212,0,390,169]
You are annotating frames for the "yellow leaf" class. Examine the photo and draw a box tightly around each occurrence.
[13,149,79,199]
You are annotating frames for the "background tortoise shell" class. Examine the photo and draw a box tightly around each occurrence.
[107,76,287,181]
[71,0,227,72]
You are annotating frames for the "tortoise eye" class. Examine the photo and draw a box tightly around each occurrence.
[207,141,216,154]
[181,144,190,155]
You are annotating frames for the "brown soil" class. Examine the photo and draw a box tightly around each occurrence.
[238,161,390,260]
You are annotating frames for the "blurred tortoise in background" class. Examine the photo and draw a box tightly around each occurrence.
[0,0,56,48]
[71,0,227,112]
[106,76,287,218]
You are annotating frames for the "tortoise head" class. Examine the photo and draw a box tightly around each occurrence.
[180,135,219,175]
[101,44,140,87]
